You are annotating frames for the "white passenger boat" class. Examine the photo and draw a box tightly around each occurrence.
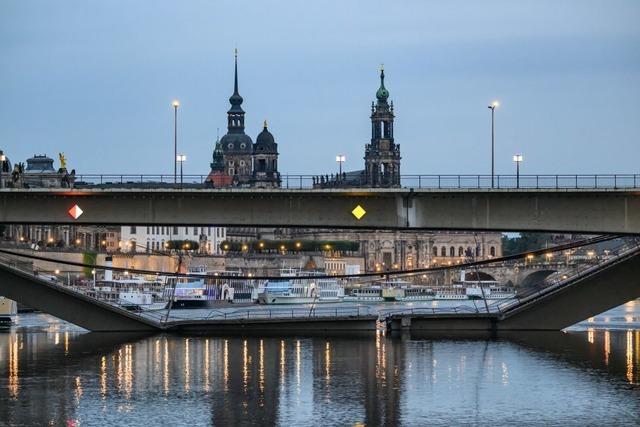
[432,271,517,300]
[89,277,164,310]
[258,270,344,304]
[343,286,384,302]
[400,287,435,301]
[164,277,209,308]
[0,296,17,329]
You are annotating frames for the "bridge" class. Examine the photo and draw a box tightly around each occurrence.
[0,237,638,333]
[1,186,640,234]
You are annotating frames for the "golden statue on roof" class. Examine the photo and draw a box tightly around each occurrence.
[58,153,67,170]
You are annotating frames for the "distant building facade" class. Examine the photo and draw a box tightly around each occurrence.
[279,229,502,272]
[120,225,227,255]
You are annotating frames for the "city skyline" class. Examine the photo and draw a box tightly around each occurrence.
[2,0,639,176]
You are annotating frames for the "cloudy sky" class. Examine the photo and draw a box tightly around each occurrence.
[1,0,639,176]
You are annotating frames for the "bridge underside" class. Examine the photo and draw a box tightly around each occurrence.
[1,188,640,233]
[0,264,159,332]
[389,250,640,331]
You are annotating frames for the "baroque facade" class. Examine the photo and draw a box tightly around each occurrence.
[364,66,401,187]
[280,229,502,272]
[206,52,280,188]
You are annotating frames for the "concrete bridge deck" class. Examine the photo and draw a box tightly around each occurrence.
[1,187,640,233]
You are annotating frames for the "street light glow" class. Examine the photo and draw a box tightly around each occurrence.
[513,154,523,163]
[336,155,345,162]
[172,100,180,108]
[177,154,187,162]
[489,100,499,109]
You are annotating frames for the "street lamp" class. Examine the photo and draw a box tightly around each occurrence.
[335,155,346,176]
[488,101,499,188]
[172,100,180,184]
[0,153,6,189]
[513,154,523,188]
[176,154,186,187]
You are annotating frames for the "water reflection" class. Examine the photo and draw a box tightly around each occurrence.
[0,326,639,425]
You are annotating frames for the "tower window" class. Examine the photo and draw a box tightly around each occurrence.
[228,143,234,149]
[240,143,246,149]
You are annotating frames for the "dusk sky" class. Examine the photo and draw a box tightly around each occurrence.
[2,0,639,176]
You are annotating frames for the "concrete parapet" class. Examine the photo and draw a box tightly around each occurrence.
[165,315,379,335]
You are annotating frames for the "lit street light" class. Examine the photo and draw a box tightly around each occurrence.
[513,154,523,188]
[0,153,6,188]
[336,155,346,176]
[177,154,186,187]
[172,100,180,184]
[487,101,499,188]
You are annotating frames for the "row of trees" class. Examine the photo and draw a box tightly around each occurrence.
[218,240,360,253]
[501,233,556,256]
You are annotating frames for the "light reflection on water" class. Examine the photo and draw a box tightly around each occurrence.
[0,303,638,426]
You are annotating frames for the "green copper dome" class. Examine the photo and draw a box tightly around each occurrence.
[376,67,389,102]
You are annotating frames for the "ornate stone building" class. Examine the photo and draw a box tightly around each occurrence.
[279,228,502,273]
[207,52,280,188]
[251,121,280,188]
[314,67,401,188]
[218,51,254,185]
[365,66,401,187]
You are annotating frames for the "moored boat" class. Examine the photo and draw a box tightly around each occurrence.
[0,296,17,329]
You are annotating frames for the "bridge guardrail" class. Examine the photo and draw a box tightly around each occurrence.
[65,173,640,190]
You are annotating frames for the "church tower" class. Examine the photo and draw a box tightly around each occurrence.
[364,66,401,187]
[251,120,280,188]
[219,50,253,185]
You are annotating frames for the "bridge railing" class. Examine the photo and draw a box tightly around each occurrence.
[68,173,640,190]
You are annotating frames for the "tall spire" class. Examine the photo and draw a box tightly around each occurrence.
[229,48,244,110]
[233,48,239,95]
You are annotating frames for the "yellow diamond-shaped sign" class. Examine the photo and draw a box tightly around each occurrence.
[352,204,366,220]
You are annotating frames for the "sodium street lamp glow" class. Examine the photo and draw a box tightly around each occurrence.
[487,101,499,188]
[513,154,523,188]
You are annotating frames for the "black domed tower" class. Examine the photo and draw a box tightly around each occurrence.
[251,120,280,188]
[219,50,253,185]
[364,66,401,187]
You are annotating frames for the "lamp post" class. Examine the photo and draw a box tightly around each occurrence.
[487,101,499,188]
[336,155,345,176]
[176,154,186,188]
[0,153,5,188]
[513,154,523,188]
[172,100,180,184]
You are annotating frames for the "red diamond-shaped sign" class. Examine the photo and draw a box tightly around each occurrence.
[68,204,83,219]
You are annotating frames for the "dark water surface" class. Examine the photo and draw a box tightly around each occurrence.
[1,302,639,426]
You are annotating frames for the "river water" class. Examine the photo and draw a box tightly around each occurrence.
[0,301,639,426]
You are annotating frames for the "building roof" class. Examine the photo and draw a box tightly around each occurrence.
[26,154,55,172]
[254,121,277,154]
